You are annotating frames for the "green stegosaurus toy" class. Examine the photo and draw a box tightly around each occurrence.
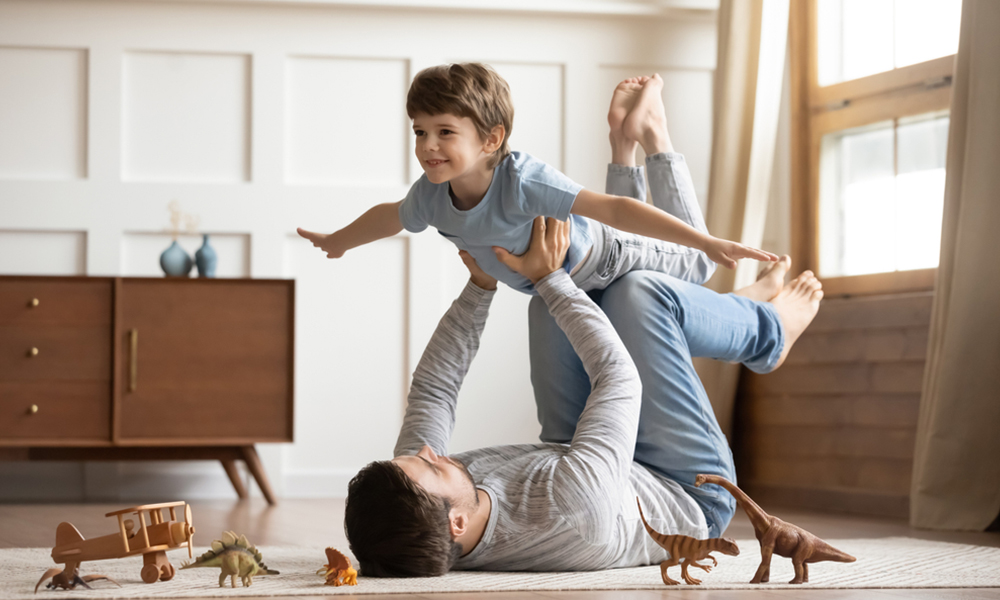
[180,531,278,587]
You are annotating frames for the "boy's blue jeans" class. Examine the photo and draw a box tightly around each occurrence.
[529,155,786,537]
[571,153,717,290]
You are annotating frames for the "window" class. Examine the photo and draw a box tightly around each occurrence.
[790,0,961,296]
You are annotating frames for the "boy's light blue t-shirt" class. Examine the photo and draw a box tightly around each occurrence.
[398,151,592,294]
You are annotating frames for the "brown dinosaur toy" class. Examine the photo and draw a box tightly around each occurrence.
[34,566,120,593]
[694,474,856,584]
[636,498,740,585]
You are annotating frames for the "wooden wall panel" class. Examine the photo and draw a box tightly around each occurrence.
[734,291,933,518]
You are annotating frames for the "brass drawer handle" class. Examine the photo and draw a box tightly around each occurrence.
[29,404,39,415]
[30,298,40,307]
[28,347,39,357]
[129,329,139,392]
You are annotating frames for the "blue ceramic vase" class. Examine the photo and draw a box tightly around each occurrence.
[195,234,218,278]
[160,240,193,277]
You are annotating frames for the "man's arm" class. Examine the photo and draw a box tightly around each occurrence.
[572,189,777,269]
[297,200,404,259]
[535,270,642,543]
[495,218,641,544]
[393,279,495,458]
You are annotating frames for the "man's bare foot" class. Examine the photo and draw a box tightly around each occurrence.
[734,255,791,302]
[622,73,673,155]
[608,77,645,166]
[769,271,823,370]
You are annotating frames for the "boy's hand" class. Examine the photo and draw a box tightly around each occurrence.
[297,228,346,259]
[494,217,570,284]
[703,236,779,270]
[458,250,498,291]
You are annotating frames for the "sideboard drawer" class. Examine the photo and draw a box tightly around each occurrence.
[0,381,110,442]
[0,326,111,381]
[0,279,111,327]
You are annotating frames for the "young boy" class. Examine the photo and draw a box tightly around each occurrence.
[298,63,775,294]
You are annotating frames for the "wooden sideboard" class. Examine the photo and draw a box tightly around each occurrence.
[0,276,294,505]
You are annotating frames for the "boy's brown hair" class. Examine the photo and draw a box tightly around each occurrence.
[406,63,514,168]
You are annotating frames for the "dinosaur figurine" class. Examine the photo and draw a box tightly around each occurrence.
[317,547,358,586]
[34,566,120,593]
[180,531,278,588]
[636,498,740,585]
[695,474,856,584]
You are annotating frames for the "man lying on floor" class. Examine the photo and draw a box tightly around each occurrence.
[344,216,822,576]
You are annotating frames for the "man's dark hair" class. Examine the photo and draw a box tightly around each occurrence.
[344,460,464,577]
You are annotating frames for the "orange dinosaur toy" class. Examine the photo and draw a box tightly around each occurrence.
[317,547,357,586]
[695,474,856,584]
[636,498,740,585]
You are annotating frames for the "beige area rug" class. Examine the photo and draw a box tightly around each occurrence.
[5,538,1000,598]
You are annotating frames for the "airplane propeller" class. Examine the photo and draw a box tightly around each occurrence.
[184,504,196,558]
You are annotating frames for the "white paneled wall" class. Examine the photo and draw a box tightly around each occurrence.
[0,47,88,180]
[121,51,252,182]
[285,56,411,186]
[0,0,717,500]
[0,230,87,275]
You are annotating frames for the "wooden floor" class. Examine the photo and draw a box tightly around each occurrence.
[4,499,999,599]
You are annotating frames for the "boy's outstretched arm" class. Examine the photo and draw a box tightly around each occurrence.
[571,189,777,269]
[297,200,404,258]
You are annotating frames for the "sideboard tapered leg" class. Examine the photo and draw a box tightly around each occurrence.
[241,445,276,506]
[221,459,248,499]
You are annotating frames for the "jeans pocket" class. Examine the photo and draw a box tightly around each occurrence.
[598,239,622,279]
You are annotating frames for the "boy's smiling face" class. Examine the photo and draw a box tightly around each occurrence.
[412,112,498,187]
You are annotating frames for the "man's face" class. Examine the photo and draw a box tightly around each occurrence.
[392,445,479,511]
[411,113,492,185]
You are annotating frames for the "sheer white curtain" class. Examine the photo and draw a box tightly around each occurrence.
[910,0,1000,531]
[698,0,788,436]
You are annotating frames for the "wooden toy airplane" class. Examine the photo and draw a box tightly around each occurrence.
[35,501,196,591]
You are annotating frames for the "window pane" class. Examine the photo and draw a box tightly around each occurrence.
[895,113,949,271]
[895,0,963,69]
[818,113,949,278]
[820,121,896,277]
[817,0,962,86]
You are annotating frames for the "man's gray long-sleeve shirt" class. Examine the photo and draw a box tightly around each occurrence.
[394,270,707,571]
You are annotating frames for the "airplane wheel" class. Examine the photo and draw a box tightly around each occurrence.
[141,564,161,583]
[160,563,176,581]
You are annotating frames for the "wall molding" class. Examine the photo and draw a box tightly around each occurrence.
[148,0,719,19]
[282,468,357,498]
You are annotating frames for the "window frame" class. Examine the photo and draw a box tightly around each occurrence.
[789,0,955,297]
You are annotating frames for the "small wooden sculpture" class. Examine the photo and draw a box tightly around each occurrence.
[695,474,856,584]
[317,547,358,586]
[35,501,196,591]
[180,531,278,588]
[637,498,739,585]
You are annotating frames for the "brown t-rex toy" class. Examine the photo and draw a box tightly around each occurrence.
[695,474,856,584]
[636,498,740,585]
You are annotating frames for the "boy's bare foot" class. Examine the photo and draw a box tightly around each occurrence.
[769,270,823,370]
[622,73,673,155]
[608,77,645,166]
[734,255,791,302]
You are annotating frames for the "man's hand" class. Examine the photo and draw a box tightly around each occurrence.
[297,228,347,259]
[494,217,570,284]
[702,236,778,270]
[458,250,498,291]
